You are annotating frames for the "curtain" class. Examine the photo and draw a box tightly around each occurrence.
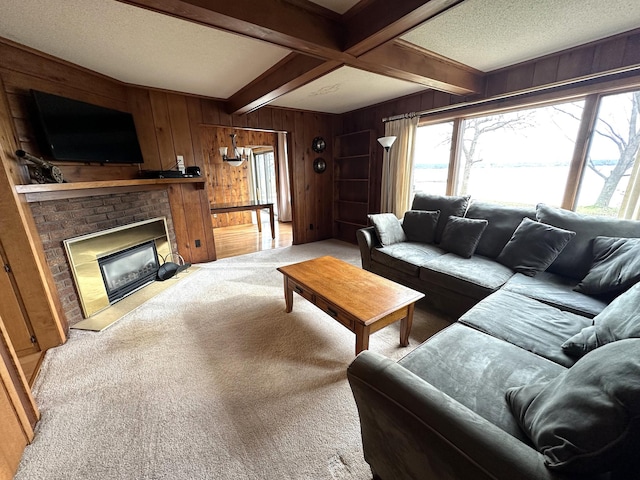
[380,116,420,217]
[276,132,292,222]
[619,147,640,220]
[247,150,256,202]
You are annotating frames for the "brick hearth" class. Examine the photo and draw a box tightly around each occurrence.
[29,190,178,326]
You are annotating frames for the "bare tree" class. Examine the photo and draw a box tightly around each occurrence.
[458,113,534,194]
[553,92,640,208]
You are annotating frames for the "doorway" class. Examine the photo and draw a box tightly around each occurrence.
[200,126,293,258]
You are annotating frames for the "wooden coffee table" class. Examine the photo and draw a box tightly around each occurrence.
[277,256,424,355]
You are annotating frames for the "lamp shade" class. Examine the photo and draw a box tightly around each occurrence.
[219,146,228,156]
[225,159,244,167]
[377,136,397,149]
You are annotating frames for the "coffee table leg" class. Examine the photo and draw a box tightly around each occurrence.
[355,323,370,355]
[283,277,293,313]
[399,303,415,347]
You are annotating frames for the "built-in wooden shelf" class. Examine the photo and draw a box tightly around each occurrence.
[333,130,376,243]
[15,177,205,202]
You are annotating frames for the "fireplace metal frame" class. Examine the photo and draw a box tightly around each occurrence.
[63,217,171,318]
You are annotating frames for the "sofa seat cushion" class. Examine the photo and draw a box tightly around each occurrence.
[502,272,608,318]
[371,242,445,277]
[419,254,514,300]
[399,323,565,443]
[459,290,591,368]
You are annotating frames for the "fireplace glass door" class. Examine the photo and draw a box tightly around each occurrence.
[98,241,160,303]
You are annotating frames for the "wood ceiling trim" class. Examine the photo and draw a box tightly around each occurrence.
[116,0,482,112]
[357,41,484,95]
[115,0,346,59]
[344,0,465,56]
[226,53,341,115]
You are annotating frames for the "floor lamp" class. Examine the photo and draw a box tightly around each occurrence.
[378,136,397,212]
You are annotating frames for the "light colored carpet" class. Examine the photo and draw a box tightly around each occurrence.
[15,240,451,480]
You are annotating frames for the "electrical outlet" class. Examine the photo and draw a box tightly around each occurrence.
[195,239,201,247]
[176,155,185,173]
[309,224,314,230]
[213,214,218,218]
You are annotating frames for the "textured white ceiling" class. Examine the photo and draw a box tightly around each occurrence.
[0,0,290,99]
[401,0,640,72]
[0,0,639,114]
[270,66,427,114]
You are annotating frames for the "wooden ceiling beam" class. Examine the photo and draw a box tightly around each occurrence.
[344,0,465,56]
[357,40,484,95]
[226,53,342,115]
[115,0,348,60]
[116,0,483,112]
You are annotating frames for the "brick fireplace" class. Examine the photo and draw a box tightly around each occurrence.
[29,190,177,326]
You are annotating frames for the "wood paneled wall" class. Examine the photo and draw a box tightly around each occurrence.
[0,38,337,245]
[200,126,277,228]
[0,316,38,479]
[196,102,337,243]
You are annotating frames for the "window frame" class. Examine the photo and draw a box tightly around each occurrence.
[414,75,640,211]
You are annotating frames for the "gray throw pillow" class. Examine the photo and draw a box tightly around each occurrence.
[438,216,488,259]
[562,281,640,357]
[401,210,440,244]
[368,213,406,246]
[575,236,640,295]
[536,204,640,280]
[411,193,470,244]
[496,217,576,277]
[505,339,640,473]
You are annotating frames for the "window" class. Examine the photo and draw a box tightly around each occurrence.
[575,90,640,217]
[456,101,584,207]
[412,121,453,197]
[251,148,278,219]
[410,86,640,218]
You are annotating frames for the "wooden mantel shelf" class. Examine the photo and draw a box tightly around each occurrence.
[15,177,205,202]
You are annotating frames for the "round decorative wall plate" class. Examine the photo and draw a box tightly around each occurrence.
[313,157,327,173]
[312,136,326,153]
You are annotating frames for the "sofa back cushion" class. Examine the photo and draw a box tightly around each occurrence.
[465,202,536,258]
[562,281,640,357]
[367,213,406,246]
[401,210,440,243]
[496,217,576,277]
[439,216,488,258]
[411,193,470,244]
[536,204,640,280]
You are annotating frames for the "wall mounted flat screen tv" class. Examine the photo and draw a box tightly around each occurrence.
[31,89,144,164]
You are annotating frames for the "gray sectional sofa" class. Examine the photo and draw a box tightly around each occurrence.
[348,194,640,480]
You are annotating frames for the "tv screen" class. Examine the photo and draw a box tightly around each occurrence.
[31,90,144,164]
